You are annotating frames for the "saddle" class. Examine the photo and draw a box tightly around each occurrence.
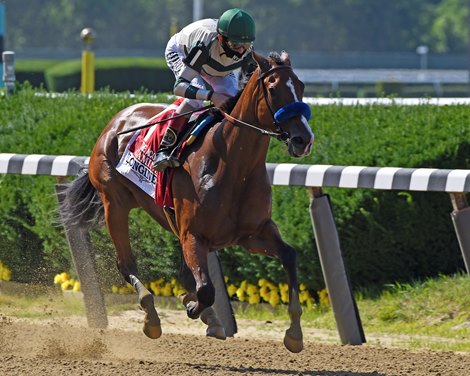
[115,99,219,218]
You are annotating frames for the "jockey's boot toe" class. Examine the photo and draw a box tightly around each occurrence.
[153,151,180,172]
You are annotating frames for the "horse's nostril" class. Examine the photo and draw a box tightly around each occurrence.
[291,136,305,148]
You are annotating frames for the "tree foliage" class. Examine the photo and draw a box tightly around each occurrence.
[4,0,470,54]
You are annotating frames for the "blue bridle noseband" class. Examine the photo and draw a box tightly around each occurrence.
[258,65,311,142]
[274,101,311,123]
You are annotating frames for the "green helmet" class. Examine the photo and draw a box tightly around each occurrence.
[217,8,256,42]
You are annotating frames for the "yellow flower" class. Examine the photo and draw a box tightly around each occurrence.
[279,283,289,294]
[260,285,271,302]
[266,281,277,290]
[248,293,260,305]
[73,281,81,292]
[112,285,119,294]
[299,283,307,291]
[268,290,280,307]
[227,284,237,297]
[53,272,68,285]
[153,286,162,296]
[318,288,330,308]
[149,280,160,294]
[236,287,246,302]
[258,278,267,287]
[281,291,289,304]
[61,280,72,291]
[117,286,126,294]
[246,283,258,296]
[162,282,172,297]
[305,297,315,309]
[2,268,11,281]
[299,290,309,304]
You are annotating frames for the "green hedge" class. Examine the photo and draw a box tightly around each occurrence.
[15,59,59,88]
[0,86,469,292]
[15,57,174,93]
[44,57,174,92]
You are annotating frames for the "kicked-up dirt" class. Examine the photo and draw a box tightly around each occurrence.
[0,307,469,376]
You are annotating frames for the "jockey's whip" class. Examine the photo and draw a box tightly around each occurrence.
[117,104,214,136]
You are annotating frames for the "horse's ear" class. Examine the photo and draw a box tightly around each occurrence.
[253,52,271,73]
[280,51,291,66]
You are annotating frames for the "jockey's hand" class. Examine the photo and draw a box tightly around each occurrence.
[211,92,231,109]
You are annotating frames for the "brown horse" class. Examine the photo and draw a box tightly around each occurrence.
[60,51,314,353]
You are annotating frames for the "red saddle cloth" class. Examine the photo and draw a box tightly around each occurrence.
[126,98,185,209]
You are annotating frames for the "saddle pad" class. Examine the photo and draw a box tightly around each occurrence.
[116,99,184,208]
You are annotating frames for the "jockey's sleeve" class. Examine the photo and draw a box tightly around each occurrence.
[174,64,213,100]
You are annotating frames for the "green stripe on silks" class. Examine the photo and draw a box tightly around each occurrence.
[174,76,190,90]
[184,85,199,99]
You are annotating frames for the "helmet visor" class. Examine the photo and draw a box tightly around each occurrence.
[226,39,253,51]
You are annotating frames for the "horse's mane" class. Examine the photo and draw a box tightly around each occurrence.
[268,51,287,65]
[220,51,287,114]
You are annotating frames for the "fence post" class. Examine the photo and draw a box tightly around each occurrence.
[208,251,237,337]
[2,51,15,96]
[0,0,4,89]
[308,187,365,345]
[80,27,96,94]
[55,182,108,328]
[449,192,470,275]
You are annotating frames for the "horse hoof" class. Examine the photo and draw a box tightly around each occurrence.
[186,301,200,319]
[143,323,162,339]
[139,293,162,339]
[283,334,303,353]
[206,325,226,340]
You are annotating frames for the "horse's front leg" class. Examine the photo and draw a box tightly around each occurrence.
[101,195,161,339]
[179,262,226,339]
[241,220,303,353]
[180,234,215,319]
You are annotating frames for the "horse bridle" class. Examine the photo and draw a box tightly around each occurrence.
[220,65,311,143]
[258,65,294,142]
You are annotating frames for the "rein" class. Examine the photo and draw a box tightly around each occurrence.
[117,104,214,136]
[117,65,310,143]
[219,111,287,140]
[218,65,310,143]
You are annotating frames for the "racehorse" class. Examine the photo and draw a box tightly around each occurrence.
[59,51,314,353]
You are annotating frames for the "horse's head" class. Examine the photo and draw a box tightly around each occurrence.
[253,51,314,157]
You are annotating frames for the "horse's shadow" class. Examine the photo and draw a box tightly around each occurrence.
[187,363,384,376]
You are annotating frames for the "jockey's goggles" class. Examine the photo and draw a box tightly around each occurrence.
[226,39,252,50]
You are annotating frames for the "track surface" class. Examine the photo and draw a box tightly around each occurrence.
[1,309,469,376]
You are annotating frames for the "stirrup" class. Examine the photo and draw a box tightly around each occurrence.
[153,151,180,172]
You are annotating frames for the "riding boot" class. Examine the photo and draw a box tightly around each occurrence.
[153,115,188,172]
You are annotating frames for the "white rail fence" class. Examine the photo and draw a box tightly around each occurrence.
[1,153,469,346]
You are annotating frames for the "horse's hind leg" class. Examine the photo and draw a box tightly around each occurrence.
[101,196,162,339]
[241,220,303,353]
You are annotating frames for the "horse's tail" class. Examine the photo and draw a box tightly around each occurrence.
[58,170,104,230]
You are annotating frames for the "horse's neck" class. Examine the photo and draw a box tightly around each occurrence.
[222,78,271,167]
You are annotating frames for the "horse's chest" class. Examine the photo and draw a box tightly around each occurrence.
[194,182,270,245]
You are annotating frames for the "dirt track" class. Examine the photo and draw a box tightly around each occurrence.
[1,308,469,376]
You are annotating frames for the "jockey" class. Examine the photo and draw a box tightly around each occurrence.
[153,8,256,172]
